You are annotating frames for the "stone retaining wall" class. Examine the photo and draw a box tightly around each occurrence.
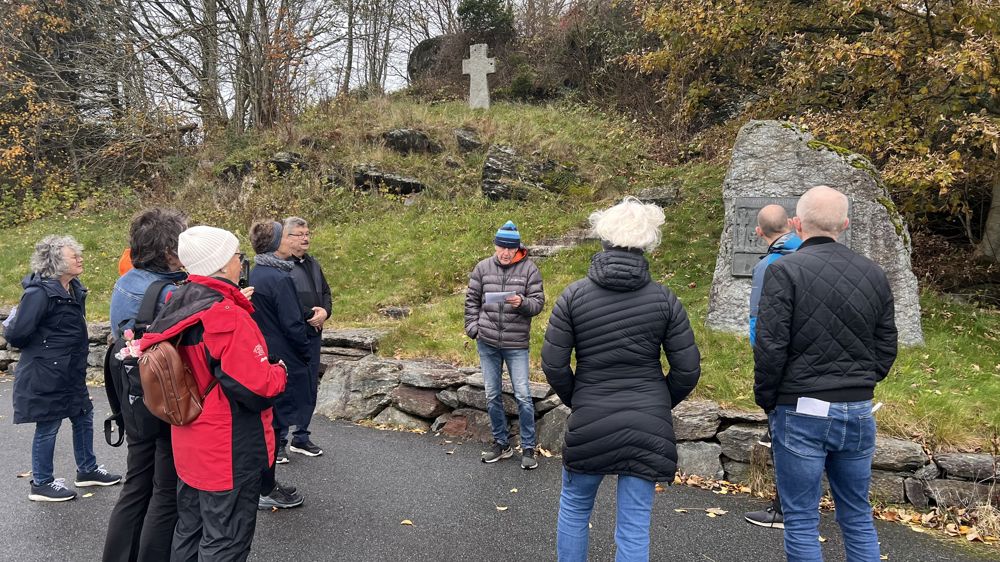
[1,319,994,510]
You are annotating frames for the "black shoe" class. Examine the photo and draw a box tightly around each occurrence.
[744,506,784,529]
[75,465,122,487]
[29,479,76,502]
[481,442,513,463]
[521,448,538,470]
[259,482,304,510]
[275,444,289,464]
[289,440,323,457]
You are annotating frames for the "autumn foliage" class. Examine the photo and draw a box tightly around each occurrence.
[629,0,999,245]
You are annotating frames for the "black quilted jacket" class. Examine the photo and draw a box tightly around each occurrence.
[541,249,701,482]
[753,237,898,412]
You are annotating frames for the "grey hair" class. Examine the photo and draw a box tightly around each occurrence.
[589,196,665,252]
[283,216,308,231]
[30,235,83,278]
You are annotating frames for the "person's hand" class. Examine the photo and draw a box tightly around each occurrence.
[505,294,523,308]
[308,306,328,328]
[240,286,255,299]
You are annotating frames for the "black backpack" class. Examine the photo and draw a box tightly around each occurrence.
[103,280,173,446]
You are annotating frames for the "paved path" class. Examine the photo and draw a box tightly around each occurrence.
[0,379,996,562]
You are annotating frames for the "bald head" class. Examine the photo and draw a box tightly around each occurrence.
[794,185,849,239]
[756,205,791,242]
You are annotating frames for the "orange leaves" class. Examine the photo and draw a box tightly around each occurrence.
[874,505,1000,544]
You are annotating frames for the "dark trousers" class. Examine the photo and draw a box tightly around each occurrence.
[102,429,177,562]
[171,473,262,562]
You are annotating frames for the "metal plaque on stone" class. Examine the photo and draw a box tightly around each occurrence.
[731,197,852,277]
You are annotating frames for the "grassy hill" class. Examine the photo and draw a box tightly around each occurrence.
[1,97,998,451]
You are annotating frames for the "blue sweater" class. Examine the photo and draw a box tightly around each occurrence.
[749,232,801,347]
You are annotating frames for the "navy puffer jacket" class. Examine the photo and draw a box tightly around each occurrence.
[541,249,701,482]
[6,274,93,424]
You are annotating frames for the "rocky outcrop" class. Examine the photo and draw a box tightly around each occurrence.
[354,165,427,196]
[381,129,443,155]
[717,424,768,463]
[536,405,571,454]
[635,185,680,207]
[454,128,483,152]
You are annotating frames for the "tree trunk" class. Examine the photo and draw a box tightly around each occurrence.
[975,162,1000,262]
[341,0,354,94]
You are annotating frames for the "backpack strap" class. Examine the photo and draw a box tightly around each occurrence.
[135,279,173,332]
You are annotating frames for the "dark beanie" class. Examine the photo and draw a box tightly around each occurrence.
[494,221,521,249]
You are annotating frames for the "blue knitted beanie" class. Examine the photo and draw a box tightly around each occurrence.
[494,221,521,249]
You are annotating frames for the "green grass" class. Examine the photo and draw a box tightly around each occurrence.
[1,98,997,452]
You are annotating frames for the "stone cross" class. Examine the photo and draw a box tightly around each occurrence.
[462,44,495,110]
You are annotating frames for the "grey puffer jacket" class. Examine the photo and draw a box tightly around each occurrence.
[464,248,544,349]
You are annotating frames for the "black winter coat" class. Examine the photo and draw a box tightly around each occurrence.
[541,249,701,482]
[249,264,314,428]
[6,275,93,423]
[753,237,897,412]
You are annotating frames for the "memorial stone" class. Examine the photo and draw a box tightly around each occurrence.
[462,44,495,109]
[706,120,924,345]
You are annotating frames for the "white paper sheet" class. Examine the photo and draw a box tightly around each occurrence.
[484,291,515,304]
[795,397,831,417]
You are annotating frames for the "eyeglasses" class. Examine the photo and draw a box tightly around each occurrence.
[287,232,311,238]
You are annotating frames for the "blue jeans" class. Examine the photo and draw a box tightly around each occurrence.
[32,408,98,485]
[557,468,656,562]
[772,400,881,562]
[477,340,535,449]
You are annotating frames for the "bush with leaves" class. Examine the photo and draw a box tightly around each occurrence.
[630,0,1000,255]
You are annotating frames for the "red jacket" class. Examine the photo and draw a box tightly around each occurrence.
[139,275,287,491]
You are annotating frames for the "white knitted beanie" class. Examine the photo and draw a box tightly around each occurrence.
[178,226,240,276]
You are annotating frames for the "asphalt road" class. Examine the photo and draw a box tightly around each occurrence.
[0,378,995,562]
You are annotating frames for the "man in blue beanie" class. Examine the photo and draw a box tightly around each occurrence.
[464,221,545,469]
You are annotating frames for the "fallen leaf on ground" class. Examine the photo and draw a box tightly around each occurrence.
[510,488,518,493]
[655,483,665,493]
[705,508,728,516]
[16,471,31,478]
[674,509,688,513]
[818,536,827,543]
[537,448,553,458]
[496,505,508,512]
[82,493,94,498]
[880,556,888,560]
[401,519,413,526]
[445,450,454,455]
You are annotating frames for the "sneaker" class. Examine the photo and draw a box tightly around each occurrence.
[258,482,304,510]
[481,442,513,463]
[75,465,122,487]
[275,444,289,464]
[744,506,784,529]
[521,448,538,470]
[289,440,323,457]
[29,479,77,502]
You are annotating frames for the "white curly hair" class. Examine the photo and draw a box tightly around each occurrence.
[589,196,665,252]
[30,235,83,278]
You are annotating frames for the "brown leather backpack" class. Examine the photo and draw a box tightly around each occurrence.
[139,335,217,426]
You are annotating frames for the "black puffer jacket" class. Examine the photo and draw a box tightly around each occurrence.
[541,249,701,482]
[753,237,897,412]
[464,249,544,349]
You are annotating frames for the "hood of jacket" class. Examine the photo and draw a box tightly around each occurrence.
[587,249,651,292]
[21,273,87,299]
[139,275,252,349]
[768,232,802,256]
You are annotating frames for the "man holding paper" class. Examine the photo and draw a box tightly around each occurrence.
[465,221,545,469]
[753,186,898,561]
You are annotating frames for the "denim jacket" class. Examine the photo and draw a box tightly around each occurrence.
[110,268,188,340]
